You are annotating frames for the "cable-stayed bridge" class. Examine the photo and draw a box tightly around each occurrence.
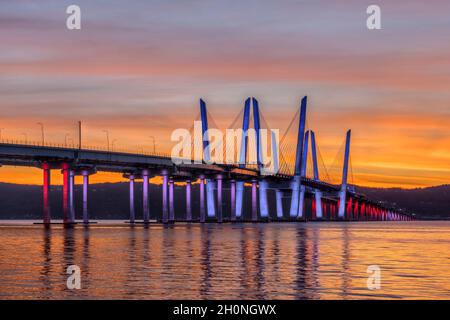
[0,96,414,224]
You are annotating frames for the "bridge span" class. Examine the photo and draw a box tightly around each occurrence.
[0,96,414,224]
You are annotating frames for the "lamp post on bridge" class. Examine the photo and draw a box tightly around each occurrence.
[21,133,27,144]
[37,122,44,146]
[149,136,156,154]
[111,139,117,152]
[103,130,110,152]
[0,128,4,141]
[64,134,70,146]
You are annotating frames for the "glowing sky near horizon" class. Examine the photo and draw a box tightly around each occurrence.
[1,0,450,188]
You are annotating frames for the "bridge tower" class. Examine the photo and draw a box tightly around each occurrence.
[310,131,323,219]
[252,98,269,219]
[235,98,251,219]
[338,130,351,219]
[289,96,307,218]
[298,130,309,218]
[199,99,217,219]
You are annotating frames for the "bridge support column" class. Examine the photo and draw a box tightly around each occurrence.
[142,169,150,223]
[298,185,306,218]
[346,197,353,220]
[259,180,269,219]
[360,202,366,220]
[251,180,258,222]
[315,190,323,219]
[353,200,359,220]
[162,170,168,224]
[310,131,323,220]
[289,176,301,218]
[276,190,283,219]
[291,97,307,218]
[206,179,216,219]
[62,163,70,223]
[338,130,351,219]
[82,170,89,224]
[69,169,76,223]
[325,200,330,220]
[312,195,316,220]
[235,181,244,219]
[230,180,236,221]
[169,178,175,222]
[186,179,192,222]
[129,175,136,223]
[42,163,51,225]
[199,175,206,223]
[216,175,223,223]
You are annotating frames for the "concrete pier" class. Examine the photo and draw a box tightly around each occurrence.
[289,176,300,218]
[162,170,168,224]
[82,170,89,224]
[315,191,323,219]
[259,180,269,218]
[169,178,175,222]
[311,131,323,219]
[251,180,257,222]
[298,185,306,218]
[199,176,206,223]
[61,163,70,223]
[230,180,236,221]
[338,130,352,219]
[276,190,283,219]
[216,175,223,223]
[42,163,51,224]
[142,169,150,223]
[129,174,136,223]
[235,181,244,219]
[186,179,192,222]
[69,169,75,222]
[290,96,307,219]
[206,179,216,218]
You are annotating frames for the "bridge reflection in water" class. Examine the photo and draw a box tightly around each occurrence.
[0,96,413,222]
[0,222,449,299]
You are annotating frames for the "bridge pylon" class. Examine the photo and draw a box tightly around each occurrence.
[338,129,351,219]
[311,131,323,219]
[289,96,307,218]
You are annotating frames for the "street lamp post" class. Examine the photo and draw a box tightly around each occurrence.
[65,133,70,147]
[103,130,110,152]
[111,139,117,152]
[0,128,4,141]
[149,136,156,154]
[37,122,44,146]
[21,133,28,144]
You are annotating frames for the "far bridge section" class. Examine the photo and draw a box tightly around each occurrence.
[0,96,414,224]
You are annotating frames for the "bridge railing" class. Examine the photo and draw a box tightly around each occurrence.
[0,139,173,159]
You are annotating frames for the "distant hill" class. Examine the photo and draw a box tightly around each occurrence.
[355,185,450,219]
[0,182,449,220]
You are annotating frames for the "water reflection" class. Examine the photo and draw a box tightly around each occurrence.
[200,226,212,299]
[1,221,450,299]
[40,228,52,298]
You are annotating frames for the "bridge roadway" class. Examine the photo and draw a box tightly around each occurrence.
[0,142,412,223]
[0,142,340,191]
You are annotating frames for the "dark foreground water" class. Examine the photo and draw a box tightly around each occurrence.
[0,221,449,299]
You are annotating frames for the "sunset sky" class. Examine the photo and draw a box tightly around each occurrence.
[1,0,450,188]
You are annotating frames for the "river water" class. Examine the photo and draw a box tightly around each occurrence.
[0,221,449,299]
